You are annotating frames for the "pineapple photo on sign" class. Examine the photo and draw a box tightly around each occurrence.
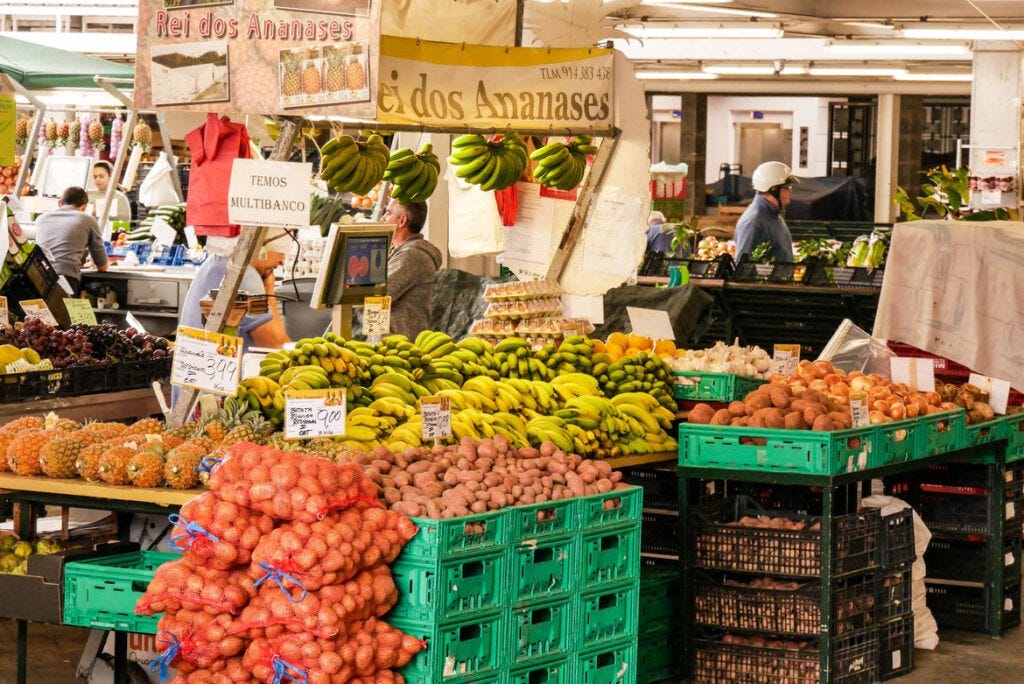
[278,42,369,109]
[150,41,230,106]
[274,0,370,17]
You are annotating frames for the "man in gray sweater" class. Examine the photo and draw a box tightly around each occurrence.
[382,199,442,339]
[34,186,108,294]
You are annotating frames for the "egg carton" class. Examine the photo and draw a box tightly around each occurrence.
[469,319,518,338]
[483,279,563,302]
[484,298,563,320]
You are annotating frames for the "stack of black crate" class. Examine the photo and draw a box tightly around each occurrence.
[876,508,915,680]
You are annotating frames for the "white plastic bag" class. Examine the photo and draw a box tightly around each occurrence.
[138,152,180,207]
[817,318,895,375]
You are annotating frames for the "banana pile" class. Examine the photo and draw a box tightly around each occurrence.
[448,131,528,191]
[530,135,598,191]
[319,134,390,195]
[384,143,440,203]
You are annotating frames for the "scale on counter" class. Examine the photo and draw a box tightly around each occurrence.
[310,223,394,338]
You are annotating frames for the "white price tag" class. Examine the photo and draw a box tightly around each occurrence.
[968,373,1011,415]
[170,326,243,396]
[850,392,870,428]
[19,299,58,326]
[1008,502,1017,521]
[150,216,177,248]
[1006,551,1016,567]
[890,357,935,392]
[421,396,452,440]
[184,225,198,250]
[241,352,267,380]
[891,650,902,670]
[0,296,8,329]
[626,307,674,342]
[284,388,347,440]
[772,344,801,377]
[363,296,391,337]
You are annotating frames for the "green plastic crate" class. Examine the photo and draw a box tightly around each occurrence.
[403,510,507,559]
[393,612,506,683]
[678,423,877,474]
[636,631,683,684]
[511,534,578,604]
[965,416,1008,448]
[580,523,642,589]
[389,549,507,622]
[575,636,638,684]
[509,596,575,663]
[1007,413,1024,462]
[508,654,574,684]
[638,566,681,630]
[874,416,925,464]
[577,488,643,530]
[509,498,578,541]
[576,581,639,647]
[63,550,180,634]
[671,371,766,401]
[920,409,966,456]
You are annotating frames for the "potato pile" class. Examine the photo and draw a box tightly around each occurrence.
[341,435,627,519]
[696,635,819,683]
[688,359,958,430]
[730,515,821,532]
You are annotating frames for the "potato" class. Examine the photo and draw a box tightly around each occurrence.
[710,409,733,426]
[812,415,835,431]
[769,388,791,409]
[783,412,806,430]
[728,401,748,417]
[747,392,771,410]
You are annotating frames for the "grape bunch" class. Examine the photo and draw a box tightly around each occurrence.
[0,321,172,368]
[4,318,96,368]
[70,323,170,362]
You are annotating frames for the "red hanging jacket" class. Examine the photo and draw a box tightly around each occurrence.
[185,113,252,237]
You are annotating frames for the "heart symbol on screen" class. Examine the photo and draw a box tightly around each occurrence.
[358,256,370,277]
[347,255,360,278]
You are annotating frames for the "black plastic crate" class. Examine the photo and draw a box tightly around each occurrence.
[693,629,879,683]
[877,570,913,623]
[892,462,1021,494]
[639,253,733,280]
[692,497,881,578]
[620,466,678,511]
[924,534,1021,584]
[926,581,1021,633]
[694,573,876,638]
[731,257,817,285]
[808,262,885,290]
[0,368,60,402]
[879,508,915,571]
[641,511,680,556]
[879,615,914,680]
[914,491,1020,537]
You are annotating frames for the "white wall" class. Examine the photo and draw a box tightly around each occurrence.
[704,95,845,184]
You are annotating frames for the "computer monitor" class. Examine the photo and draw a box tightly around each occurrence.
[311,223,395,309]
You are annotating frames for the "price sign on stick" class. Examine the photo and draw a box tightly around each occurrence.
[64,298,97,325]
[849,392,870,428]
[772,344,801,377]
[363,296,391,336]
[284,388,347,440]
[170,326,243,396]
[421,396,452,441]
[969,373,1012,415]
[890,357,935,392]
[0,296,8,329]
[19,299,58,326]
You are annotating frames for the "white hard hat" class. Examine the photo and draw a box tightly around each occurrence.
[751,161,799,192]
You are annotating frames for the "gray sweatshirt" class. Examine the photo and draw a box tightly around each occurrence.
[34,207,109,282]
[386,234,443,339]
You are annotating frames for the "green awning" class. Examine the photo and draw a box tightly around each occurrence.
[0,35,133,90]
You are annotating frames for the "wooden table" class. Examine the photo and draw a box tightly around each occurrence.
[0,386,169,424]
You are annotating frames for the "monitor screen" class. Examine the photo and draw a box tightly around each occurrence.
[343,235,389,288]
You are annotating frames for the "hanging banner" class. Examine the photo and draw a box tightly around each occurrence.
[377,36,614,132]
[134,0,380,118]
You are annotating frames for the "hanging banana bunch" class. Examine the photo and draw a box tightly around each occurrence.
[384,142,441,203]
[318,133,391,196]
[447,130,528,192]
[530,134,599,191]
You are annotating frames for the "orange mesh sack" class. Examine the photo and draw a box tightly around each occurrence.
[136,558,257,616]
[168,657,249,684]
[173,492,276,570]
[209,443,380,523]
[154,609,248,671]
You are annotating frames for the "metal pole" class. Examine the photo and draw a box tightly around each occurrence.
[2,73,46,197]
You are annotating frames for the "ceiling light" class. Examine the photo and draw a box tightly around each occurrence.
[703,65,806,75]
[622,26,783,39]
[638,2,776,17]
[902,28,1024,40]
[808,67,908,77]
[843,22,895,31]
[894,72,973,81]
[635,71,721,80]
[828,43,970,56]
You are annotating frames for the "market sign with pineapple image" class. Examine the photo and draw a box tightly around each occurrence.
[134,0,379,117]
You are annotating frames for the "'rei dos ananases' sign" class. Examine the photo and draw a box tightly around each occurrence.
[134,0,380,117]
[377,36,614,132]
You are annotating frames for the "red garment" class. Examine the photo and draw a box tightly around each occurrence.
[185,114,252,237]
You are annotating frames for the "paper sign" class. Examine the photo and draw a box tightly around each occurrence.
[968,373,1011,415]
[242,352,268,380]
[184,225,198,250]
[363,296,391,336]
[228,159,313,229]
[850,392,870,428]
[150,216,177,248]
[0,296,8,329]
[421,396,452,440]
[19,299,58,326]
[772,344,801,377]
[64,298,97,325]
[890,357,935,392]
[562,294,605,325]
[626,307,674,341]
[284,387,347,440]
[170,326,243,396]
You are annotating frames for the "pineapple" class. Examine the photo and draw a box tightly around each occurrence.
[82,421,129,439]
[98,445,135,486]
[44,118,58,147]
[68,119,81,149]
[88,119,105,150]
[40,432,101,478]
[128,417,164,437]
[7,429,59,476]
[15,117,29,145]
[76,441,111,482]
[345,46,366,91]
[3,416,45,434]
[132,121,152,149]
[164,444,204,489]
[57,120,69,146]
[222,413,272,446]
[326,51,346,92]
[127,450,165,488]
[281,53,302,97]
[302,60,322,95]
[44,414,79,433]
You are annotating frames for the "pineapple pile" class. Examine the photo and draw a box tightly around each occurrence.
[0,402,273,490]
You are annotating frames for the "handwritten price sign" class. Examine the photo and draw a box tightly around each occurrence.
[421,396,452,440]
[363,296,391,337]
[170,326,243,396]
[771,344,801,377]
[285,388,347,440]
[19,299,58,326]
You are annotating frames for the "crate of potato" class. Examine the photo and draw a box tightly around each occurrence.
[692,497,881,578]
[672,371,767,402]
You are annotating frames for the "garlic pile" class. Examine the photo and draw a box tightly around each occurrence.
[669,341,773,378]
[283,235,327,279]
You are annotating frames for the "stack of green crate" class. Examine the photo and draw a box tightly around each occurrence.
[389,487,643,683]
[636,564,682,684]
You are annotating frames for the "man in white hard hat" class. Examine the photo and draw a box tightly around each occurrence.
[734,161,799,262]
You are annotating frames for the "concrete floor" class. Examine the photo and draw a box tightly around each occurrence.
[0,621,1021,683]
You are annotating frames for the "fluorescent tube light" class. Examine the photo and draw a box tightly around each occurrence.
[808,67,908,77]
[703,65,806,75]
[623,26,783,39]
[894,72,973,81]
[902,28,1024,40]
[828,43,970,56]
[843,22,895,31]
[636,71,721,80]
[638,2,776,17]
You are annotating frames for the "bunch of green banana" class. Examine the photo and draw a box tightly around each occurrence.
[448,131,528,192]
[279,365,331,391]
[338,406,405,449]
[319,134,390,195]
[235,376,285,424]
[593,350,676,412]
[545,335,595,374]
[259,336,365,390]
[530,135,598,191]
[309,192,350,235]
[369,372,430,405]
[385,143,440,203]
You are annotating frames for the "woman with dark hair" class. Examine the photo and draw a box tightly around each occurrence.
[90,160,132,222]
